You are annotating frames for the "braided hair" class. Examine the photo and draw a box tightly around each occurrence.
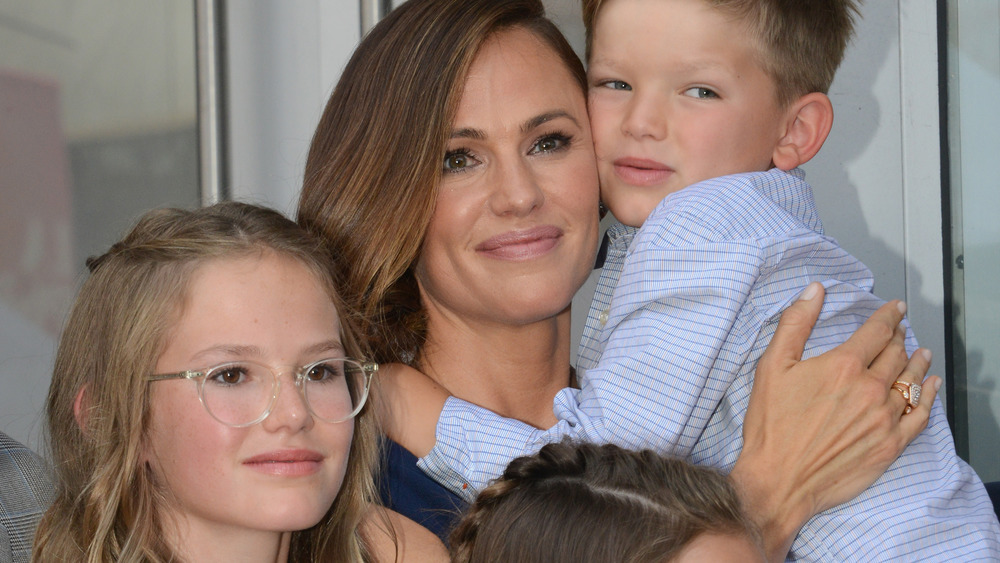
[450,441,761,563]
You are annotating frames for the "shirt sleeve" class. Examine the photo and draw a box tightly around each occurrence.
[419,211,775,499]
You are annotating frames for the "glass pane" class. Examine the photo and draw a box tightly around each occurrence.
[946,0,1000,482]
[0,0,199,447]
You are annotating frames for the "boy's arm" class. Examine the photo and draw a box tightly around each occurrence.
[390,229,774,497]
[394,173,853,498]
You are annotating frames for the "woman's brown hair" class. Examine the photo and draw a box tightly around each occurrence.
[297,0,586,365]
[33,202,378,562]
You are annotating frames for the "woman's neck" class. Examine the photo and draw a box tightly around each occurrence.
[418,306,573,429]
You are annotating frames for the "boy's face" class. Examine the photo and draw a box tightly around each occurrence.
[588,0,791,227]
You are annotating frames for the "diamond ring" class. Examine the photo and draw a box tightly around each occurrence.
[892,381,922,415]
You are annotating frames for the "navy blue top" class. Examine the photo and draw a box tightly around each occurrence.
[379,438,467,544]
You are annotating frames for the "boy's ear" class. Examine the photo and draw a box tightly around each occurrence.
[772,92,834,170]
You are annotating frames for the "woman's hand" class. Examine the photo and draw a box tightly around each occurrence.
[730,282,939,562]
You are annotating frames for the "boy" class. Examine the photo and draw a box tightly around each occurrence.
[406,0,1000,559]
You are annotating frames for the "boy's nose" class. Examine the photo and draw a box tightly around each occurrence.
[622,94,667,140]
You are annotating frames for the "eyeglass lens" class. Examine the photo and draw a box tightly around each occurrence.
[200,359,366,426]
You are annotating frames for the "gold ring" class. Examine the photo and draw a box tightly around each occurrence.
[892,381,921,415]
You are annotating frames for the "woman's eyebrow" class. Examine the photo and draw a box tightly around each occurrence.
[523,111,578,132]
[450,127,486,140]
[449,111,579,140]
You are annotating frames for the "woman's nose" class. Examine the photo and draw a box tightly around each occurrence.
[487,156,545,216]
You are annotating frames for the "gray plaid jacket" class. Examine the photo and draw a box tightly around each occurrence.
[0,432,53,563]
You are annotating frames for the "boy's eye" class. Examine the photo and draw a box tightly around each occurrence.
[683,87,719,99]
[601,80,631,91]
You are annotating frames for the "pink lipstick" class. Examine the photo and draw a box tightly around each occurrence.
[476,226,562,261]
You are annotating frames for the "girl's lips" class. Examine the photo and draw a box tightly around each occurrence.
[476,225,563,261]
[612,157,673,186]
[243,449,324,477]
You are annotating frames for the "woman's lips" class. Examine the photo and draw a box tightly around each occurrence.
[612,157,673,186]
[476,226,562,260]
[243,449,324,477]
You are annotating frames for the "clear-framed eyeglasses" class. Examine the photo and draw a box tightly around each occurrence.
[148,358,377,427]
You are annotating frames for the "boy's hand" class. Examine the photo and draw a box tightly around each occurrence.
[375,363,449,457]
[731,282,939,562]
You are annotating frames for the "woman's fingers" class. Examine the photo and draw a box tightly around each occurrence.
[762,282,825,367]
[898,374,939,441]
[883,347,931,414]
[866,320,909,385]
[837,299,908,369]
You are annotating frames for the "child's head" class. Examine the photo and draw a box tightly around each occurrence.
[35,202,377,562]
[449,441,764,563]
[582,0,859,226]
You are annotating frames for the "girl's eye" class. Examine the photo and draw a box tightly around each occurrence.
[601,80,631,91]
[683,87,719,99]
[306,363,340,382]
[208,366,249,386]
[443,149,480,173]
[529,133,571,155]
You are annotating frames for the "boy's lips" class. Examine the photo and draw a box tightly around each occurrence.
[612,157,674,186]
[475,226,563,261]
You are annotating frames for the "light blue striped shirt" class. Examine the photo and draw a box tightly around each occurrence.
[421,168,1000,560]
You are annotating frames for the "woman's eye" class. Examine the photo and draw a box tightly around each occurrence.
[683,87,719,99]
[443,150,479,172]
[530,134,571,155]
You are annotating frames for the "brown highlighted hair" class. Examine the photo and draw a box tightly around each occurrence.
[33,202,377,562]
[583,0,861,107]
[450,441,762,563]
[297,0,585,365]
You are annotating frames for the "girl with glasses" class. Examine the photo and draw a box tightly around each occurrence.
[32,202,445,562]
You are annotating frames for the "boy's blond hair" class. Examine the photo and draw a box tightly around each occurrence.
[583,0,861,107]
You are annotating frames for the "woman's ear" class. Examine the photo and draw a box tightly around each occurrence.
[73,385,89,432]
[771,92,834,170]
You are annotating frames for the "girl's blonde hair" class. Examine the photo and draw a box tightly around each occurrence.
[33,201,377,562]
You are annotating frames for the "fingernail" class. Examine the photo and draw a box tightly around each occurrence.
[896,301,907,315]
[919,349,932,362]
[934,378,942,391]
[798,282,819,301]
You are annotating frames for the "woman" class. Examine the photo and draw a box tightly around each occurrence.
[298,0,932,558]
[33,203,443,562]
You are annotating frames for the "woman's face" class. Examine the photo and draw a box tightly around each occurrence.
[415,27,600,328]
[146,252,353,546]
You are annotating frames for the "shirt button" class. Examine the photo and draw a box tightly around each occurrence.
[598,309,610,326]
